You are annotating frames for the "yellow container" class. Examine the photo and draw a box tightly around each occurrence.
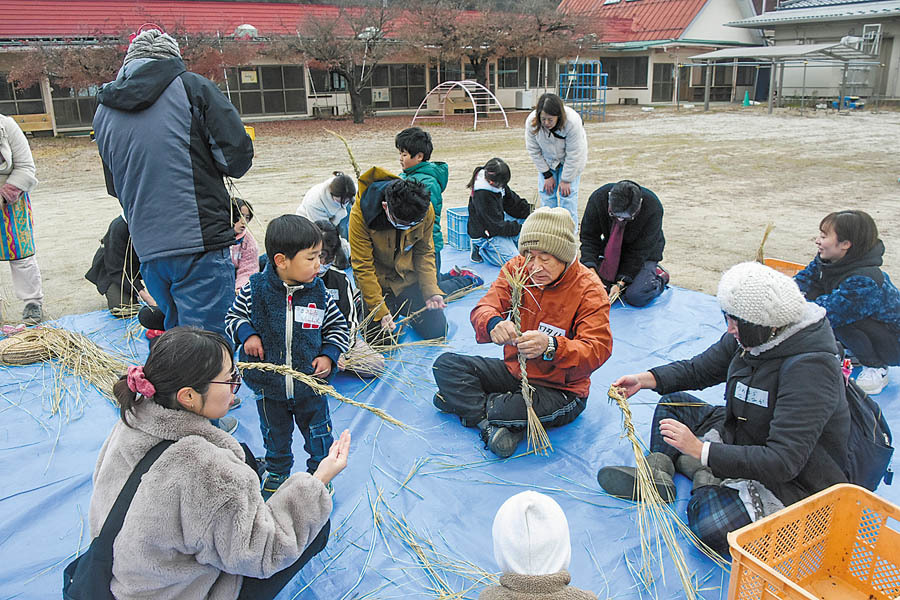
[764,258,805,277]
[244,126,256,141]
[727,483,900,600]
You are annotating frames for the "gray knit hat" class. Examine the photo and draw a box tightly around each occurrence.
[124,29,181,65]
[717,262,806,327]
[518,207,577,265]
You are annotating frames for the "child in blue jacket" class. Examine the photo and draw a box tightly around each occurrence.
[226,215,351,498]
[795,210,900,395]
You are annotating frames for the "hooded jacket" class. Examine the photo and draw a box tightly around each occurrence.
[93,57,254,262]
[349,167,442,322]
[524,107,587,184]
[795,240,900,332]
[470,255,612,398]
[0,114,38,193]
[480,572,596,600]
[467,170,531,240]
[296,176,351,228]
[650,304,851,506]
[402,160,449,253]
[89,401,331,600]
[579,183,664,285]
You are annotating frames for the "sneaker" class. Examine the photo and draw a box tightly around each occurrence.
[216,416,239,435]
[449,267,484,287]
[655,265,670,287]
[229,396,242,410]
[23,303,42,325]
[856,366,889,395]
[470,245,483,264]
[262,472,289,500]
[479,422,524,458]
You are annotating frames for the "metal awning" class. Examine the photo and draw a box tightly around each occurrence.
[691,42,879,63]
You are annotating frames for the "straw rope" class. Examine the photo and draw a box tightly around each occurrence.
[755,223,775,264]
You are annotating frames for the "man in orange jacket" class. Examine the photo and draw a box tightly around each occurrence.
[432,207,613,458]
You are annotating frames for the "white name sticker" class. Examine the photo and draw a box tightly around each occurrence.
[537,321,566,338]
[294,304,325,329]
[734,381,769,408]
[326,288,339,301]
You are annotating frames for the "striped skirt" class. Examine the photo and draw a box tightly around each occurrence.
[0,193,35,261]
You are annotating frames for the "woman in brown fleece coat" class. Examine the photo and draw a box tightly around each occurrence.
[88,327,351,600]
[480,491,595,600]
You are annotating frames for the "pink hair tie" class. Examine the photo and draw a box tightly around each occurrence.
[126,365,157,398]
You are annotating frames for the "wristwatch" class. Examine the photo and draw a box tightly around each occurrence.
[543,336,557,361]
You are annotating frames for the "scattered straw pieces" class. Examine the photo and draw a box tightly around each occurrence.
[236,361,413,431]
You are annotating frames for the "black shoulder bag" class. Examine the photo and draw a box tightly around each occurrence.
[63,440,173,600]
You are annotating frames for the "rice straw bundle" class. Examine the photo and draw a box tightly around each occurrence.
[325,128,362,179]
[394,282,483,334]
[0,326,128,408]
[755,222,775,264]
[110,304,142,319]
[236,361,412,431]
[608,280,626,305]
[504,259,552,456]
[606,385,728,598]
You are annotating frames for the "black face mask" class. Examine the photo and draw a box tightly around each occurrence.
[724,312,776,349]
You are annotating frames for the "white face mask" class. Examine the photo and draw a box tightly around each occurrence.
[318,262,332,275]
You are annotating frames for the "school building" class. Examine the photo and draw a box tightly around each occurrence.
[2,0,766,133]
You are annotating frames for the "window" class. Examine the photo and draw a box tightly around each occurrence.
[0,74,44,117]
[49,82,97,127]
[602,56,648,87]
[736,65,755,86]
[359,63,427,109]
[223,65,306,116]
[498,57,526,88]
[529,57,558,89]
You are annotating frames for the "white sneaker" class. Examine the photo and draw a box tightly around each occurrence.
[856,367,889,395]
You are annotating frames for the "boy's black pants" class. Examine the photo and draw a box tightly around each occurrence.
[432,353,586,429]
[257,394,333,475]
[834,318,900,368]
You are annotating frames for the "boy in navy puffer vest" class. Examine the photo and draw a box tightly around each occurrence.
[226,215,350,498]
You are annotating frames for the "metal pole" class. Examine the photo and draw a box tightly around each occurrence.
[838,62,848,113]
[704,60,712,111]
[777,61,785,108]
[674,63,680,110]
[731,57,738,103]
[767,61,776,114]
[800,60,807,114]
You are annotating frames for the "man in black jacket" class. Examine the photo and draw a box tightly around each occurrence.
[579,181,667,306]
[596,262,850,554]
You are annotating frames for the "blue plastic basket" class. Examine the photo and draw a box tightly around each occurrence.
[446,207,470,251]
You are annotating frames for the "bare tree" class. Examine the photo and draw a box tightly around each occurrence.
[291,1,399,124]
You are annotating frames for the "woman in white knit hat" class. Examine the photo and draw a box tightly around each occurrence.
[433,207,612,459]
[480,491,595,599]
[597,261,851,555]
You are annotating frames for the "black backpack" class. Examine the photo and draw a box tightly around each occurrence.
[845,377,894,491]
[63,441,172,600]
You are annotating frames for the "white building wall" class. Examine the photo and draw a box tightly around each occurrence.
[683,0,764,44]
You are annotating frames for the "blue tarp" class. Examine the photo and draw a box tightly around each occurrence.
[2,247,898,600]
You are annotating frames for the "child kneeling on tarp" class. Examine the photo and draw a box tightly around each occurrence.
[480,491,595,599]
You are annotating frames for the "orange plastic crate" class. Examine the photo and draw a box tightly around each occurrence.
[763,258,805,277]
[727,484,900,600]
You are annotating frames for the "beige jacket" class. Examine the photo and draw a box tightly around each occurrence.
[0,114,38,194]
[89,401,332,600]
[480,571,597,600]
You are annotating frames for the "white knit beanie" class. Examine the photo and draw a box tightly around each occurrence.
[717,262,806,327]
[124,29,181,65]
[492,491,571,576]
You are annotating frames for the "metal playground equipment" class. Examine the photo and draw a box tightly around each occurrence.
[558,60,608,122]
[411,80,509,131]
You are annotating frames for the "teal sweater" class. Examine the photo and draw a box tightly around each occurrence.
[402,161,448,253]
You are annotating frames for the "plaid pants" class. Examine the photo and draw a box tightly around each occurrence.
[687,481,752,556]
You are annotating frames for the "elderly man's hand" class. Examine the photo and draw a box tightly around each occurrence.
[490,321,518,346]
[516,330,550,360]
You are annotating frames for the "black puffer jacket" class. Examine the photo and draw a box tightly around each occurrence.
[650,305,850,506]
[579,183,664,285]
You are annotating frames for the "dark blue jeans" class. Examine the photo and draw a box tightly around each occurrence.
[622,261,666,307]
[834,318,900,368]
[257,394,334,475]
[140,247,235,341]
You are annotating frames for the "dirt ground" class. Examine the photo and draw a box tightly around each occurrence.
[9,104,900,321]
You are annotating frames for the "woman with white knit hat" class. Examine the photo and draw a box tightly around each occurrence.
[597,261,850,555]
[433,207,612,458]
[480,491,595,599]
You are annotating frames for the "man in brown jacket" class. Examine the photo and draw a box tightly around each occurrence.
[432,207,613,458]
[349,168,446,342]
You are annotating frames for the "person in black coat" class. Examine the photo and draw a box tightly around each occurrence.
[85,215,154,314]
[597,262,850,554]
[579,181,667,306]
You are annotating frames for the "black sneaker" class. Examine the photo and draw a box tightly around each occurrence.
[470,244,483,264]
[480,423,523,458]
[23,303,42,325]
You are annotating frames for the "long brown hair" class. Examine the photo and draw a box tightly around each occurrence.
[530,93,567,135]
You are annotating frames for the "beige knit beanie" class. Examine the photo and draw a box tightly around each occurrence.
[717,261,807,327]
[518,207,577,264]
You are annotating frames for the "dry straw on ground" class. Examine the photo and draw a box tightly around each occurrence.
[606,385,728,599]
[504,259,552,455]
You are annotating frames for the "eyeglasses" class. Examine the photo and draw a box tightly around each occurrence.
[209,368,242,394]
